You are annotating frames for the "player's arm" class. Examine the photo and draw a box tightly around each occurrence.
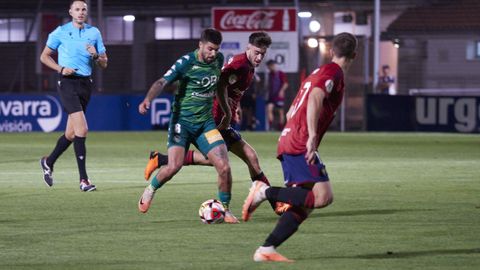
[40,46,61,73]
[139,55,184,114]
[40,46,75,76]
[139,77,168,115]
[216,73,231,130]
[92,30,108,69]
[305,87,325,164]
[40,28,75,75]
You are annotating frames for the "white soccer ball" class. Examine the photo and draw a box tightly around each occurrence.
[198,199,225,224]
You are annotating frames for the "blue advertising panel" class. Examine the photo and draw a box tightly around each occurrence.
[367,95,480,133]
[0,94,173,132]
[1,93,267,132]
[0,95,65,132]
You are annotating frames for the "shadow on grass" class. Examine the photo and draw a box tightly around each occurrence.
[172,179,252,186]
[319,248,480,259]
[0,158,38,164]
[310,208,433,218]
[253,208,434,222]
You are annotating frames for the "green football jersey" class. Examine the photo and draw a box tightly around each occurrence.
[163,50,224,124]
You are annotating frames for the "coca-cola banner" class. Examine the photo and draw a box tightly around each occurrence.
[212,7,299,72]
[212,8,296,32]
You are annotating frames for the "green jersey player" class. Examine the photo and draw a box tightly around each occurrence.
[137,28,238,223]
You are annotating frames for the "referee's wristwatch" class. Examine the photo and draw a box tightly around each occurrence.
[91,53,99,60]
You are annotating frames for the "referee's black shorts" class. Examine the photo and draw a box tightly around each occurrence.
[57,75,93,114]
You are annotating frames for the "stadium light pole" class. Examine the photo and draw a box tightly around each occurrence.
[262,0,269,130]
[34,0,45,93]
[96,0,104,92]
[373,0,380,93]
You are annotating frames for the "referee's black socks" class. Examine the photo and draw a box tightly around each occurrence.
[47,134,72,167]
[73,136,88,180]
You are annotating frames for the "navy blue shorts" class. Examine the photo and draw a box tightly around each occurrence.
[220,127,242,150]
[279,152,329,187]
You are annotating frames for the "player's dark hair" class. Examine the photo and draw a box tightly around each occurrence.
[200,28,222,45]
[249,31,272,48]
[332,32,357,59]
[266,59,276,66]
[70,0,87,7]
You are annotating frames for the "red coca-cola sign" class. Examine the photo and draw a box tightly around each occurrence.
[212,7,297,32]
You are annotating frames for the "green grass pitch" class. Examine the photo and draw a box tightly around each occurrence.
[0,131,479,269]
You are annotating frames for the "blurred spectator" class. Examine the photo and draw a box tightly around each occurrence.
[240,72,260,130]
[377,64,395,95]
[266,59,289,130]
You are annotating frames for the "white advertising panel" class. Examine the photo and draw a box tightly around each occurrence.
[212,7,298,72]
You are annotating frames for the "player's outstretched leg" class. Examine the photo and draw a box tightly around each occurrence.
[242,180,269,221]
[253,246,294,262]
[252,207,309,262]
[230,141,292,215]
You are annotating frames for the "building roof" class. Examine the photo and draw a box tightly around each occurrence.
[0,0,445,16]
[388,0,480,33]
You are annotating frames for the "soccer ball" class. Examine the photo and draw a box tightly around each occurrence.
[198,199,225,224]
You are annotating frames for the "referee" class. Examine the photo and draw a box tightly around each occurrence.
[39,0,108,192]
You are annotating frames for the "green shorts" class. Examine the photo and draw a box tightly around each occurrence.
[167,117,225,156]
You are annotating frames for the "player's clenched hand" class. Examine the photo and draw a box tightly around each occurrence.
[305,137,316,165]
[86,44,97,55]
[138,99,150,114]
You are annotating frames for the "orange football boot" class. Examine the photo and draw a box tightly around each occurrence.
[253,247,294,262]
[144,151,159,181]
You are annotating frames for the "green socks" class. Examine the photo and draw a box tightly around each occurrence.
[150,176,164,190]
[218,191,231,209]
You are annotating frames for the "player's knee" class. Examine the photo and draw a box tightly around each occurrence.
[216,161,231,178]
[65,131,75,141]
[219,163,231,177]
[75,126,88,137]
[164,162,182,176]
[163,167,180,179]
[314,194,333,208]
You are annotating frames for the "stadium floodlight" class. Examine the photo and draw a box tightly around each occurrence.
[309,20,321,33]
[393,38,400,48]
[123,15,135,22]
[307,38,318,48]
[298,11,312,18]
